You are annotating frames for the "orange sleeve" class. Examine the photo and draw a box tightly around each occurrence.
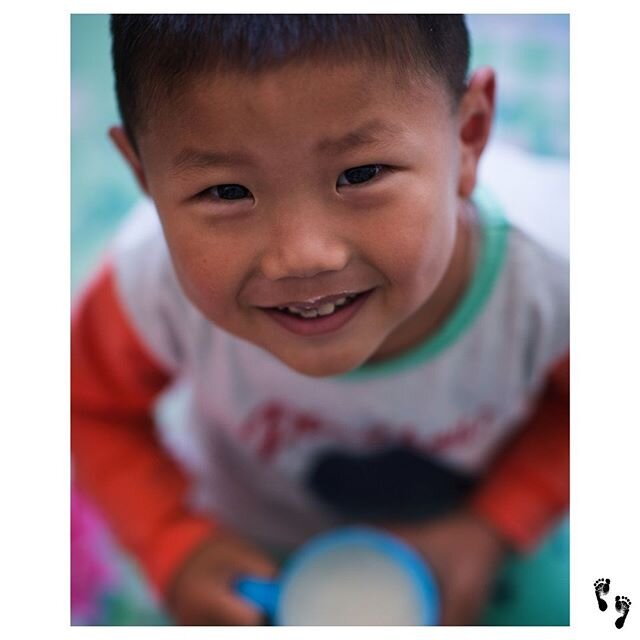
[71,261,217,597]
[468,353,569,551]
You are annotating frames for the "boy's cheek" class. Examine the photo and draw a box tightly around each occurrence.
[169,254,241,324]
[382,223,454,292]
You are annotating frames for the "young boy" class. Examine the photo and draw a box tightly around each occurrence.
[71,15,569,625]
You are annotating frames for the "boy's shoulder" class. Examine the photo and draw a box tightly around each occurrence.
[475,137,568,288]
[108,198,212,372]
[479,140,569,262]
[110,197,171,274]
[473,145,569,380]
[478,140,568,321]
[500,211,569,331]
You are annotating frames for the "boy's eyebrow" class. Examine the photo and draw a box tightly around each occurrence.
[315,119,404,154]
[170,120,403,172]
[171,149,256,172]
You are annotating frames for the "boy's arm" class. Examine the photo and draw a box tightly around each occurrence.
[71,262,217,596]
[468,353,570,551]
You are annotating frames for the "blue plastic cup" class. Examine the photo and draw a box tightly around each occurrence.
[234,526,440,625]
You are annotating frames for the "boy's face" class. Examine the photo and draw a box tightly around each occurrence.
[117,62,491,377]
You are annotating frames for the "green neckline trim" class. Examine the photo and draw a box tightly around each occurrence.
[335,186,510,381]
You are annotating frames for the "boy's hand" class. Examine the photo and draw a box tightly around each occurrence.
[166,529,278,625]
[382,509,507,625]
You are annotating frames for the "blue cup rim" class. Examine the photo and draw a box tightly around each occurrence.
[275,526,440,625]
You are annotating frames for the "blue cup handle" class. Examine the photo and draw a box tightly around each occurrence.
[234,576,281,617]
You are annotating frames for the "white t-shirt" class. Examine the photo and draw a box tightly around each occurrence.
[110,143,569,553]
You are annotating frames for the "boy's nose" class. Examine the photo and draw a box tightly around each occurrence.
[259,209,350,281]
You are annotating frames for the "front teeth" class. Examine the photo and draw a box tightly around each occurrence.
[279,293,356,318]
[294,305,332,318]
[317,302,336,316]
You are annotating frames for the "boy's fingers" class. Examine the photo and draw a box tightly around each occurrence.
[441,598,467,625]
[216,544,279,624]
[439,587,456,625]
[236,556,278,579]
[440,587,483,625]
[229,543,279,578]
[173,573,270,625]
[441,597,464,625]
[209,587,266,625]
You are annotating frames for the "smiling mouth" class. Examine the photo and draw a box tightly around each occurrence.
[273,292,362,318]
[260,289,374,336]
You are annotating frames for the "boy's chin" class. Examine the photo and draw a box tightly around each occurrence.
[268,345,372,378]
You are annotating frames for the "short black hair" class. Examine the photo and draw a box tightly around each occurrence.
[110,14,470,145]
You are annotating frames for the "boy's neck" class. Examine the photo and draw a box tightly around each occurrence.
[367,200,478,365]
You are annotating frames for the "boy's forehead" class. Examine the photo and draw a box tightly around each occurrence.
[140,61,451,162]
[190,61,434,107]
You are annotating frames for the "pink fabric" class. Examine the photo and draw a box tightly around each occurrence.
[71,484,116,623]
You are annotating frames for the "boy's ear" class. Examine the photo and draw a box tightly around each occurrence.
[109,126,149,194]
[457,67,496,199]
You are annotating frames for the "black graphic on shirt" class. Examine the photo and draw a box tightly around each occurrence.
[306,446,477,522]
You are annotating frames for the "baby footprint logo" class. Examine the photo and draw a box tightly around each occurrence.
[594,578,611,611]
[614,595,631,629]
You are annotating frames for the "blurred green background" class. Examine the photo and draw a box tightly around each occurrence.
[70,15,569,626]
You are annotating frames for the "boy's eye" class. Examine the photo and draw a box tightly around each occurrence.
[337,164,383,187]
[205,184,252,200]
